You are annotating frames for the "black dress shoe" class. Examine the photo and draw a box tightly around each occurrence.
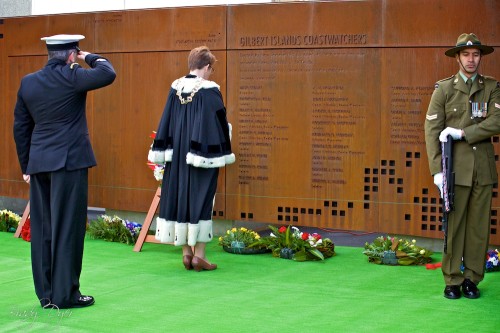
[462,279,480,299]
[444,285,461,299]
[72,295,95,308]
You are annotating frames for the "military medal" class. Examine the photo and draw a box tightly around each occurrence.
[471,102,488,118]
[482,102,488,117]
[472,102,479,118]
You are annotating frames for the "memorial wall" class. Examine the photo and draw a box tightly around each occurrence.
[1,0,499,243]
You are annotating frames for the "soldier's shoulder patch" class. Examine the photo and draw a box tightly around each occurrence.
[70,63,80,70]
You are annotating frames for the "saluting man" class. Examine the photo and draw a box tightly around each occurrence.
[424,33,500,299]
[13,34,116,308]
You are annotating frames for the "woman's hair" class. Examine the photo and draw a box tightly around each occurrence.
[188,46,216,71]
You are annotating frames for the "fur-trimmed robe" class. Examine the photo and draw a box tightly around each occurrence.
[149,74,235,245]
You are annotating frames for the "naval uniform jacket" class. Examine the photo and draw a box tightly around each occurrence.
[13,54,116,175]
[425,72,500,187]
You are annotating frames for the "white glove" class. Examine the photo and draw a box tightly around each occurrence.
[433,172,443,198]
[439,127,462,142]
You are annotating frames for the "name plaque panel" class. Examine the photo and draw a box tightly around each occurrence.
[226,48,380,231]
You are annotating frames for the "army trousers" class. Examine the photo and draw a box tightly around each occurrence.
[442,182,492,286]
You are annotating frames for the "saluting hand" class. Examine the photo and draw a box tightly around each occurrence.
[77,50,90,61]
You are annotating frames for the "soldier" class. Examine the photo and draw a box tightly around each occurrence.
[13,34,116,308]
[424,33,500,299]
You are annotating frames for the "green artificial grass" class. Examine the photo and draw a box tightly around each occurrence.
[0,231,499,332]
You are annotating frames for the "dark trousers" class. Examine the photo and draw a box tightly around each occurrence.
[30,168,88,308]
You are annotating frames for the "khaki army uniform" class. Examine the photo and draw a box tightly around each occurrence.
[424,72,500,286]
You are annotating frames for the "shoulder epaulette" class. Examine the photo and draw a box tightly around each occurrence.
[434,75,454,89]
[436,75,454,83]
[480,75,498,82]
[476,75,500,87]
[70,63,80,70]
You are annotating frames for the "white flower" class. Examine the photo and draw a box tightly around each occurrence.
[270,232,276,238]
[153,165,164,181]
[292,227,302,238]
[0,209,21,222]
[412,239,416,243]
[419,249,425,255]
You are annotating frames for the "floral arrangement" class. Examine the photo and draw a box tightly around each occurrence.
[20,217,31,242]
[485,249,499,272]
[363,235,433,265]
[219,227,261,248]
[87,214,142,245]
[0,209,21,233]
[147,131,165,182]
[218,227,269,254]
[251,225,335,261]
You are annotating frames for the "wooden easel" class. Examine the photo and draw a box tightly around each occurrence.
[14,201,30,238]
[133,187,163,252]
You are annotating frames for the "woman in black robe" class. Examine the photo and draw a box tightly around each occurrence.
[148,46,235,271]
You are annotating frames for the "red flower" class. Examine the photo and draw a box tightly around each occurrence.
[278,226,287,233]
[146,161,157,170]
[21,218,31,242]
[149,131,156,139]
[312,233,321,240]
[301,232,310,240]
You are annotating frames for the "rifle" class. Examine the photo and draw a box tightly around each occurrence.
[441,134,455,254]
